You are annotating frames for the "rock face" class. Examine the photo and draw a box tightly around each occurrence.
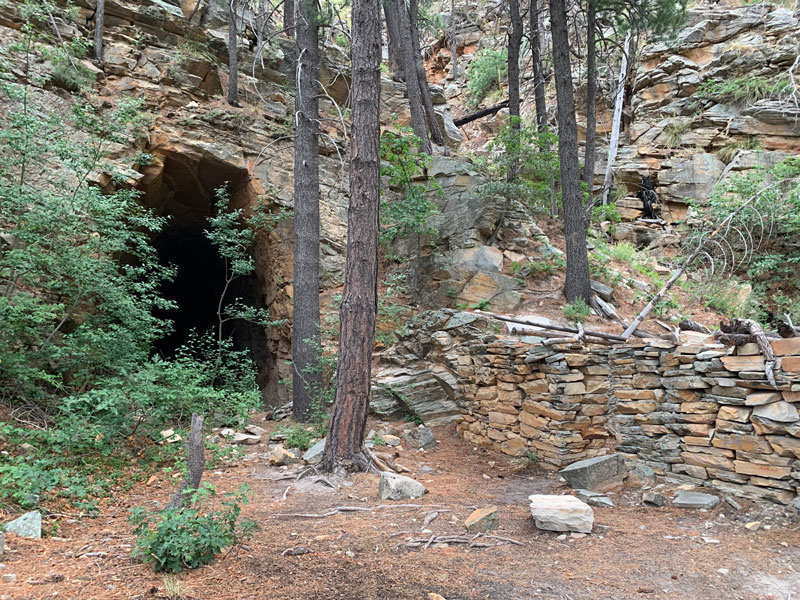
[378,472,428,501]
[528,495,594,533]
[559,454,628,492]
[3,511,42,539]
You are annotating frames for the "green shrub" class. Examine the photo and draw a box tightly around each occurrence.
[696,75,791,108]
[466,48,508,108]
[129,484,256,573]
[608,242,637,264]
[562,298,592,323]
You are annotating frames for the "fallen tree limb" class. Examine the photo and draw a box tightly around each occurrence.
[720,318,778,388]
[398,532,525,550]
[453,99,509,127]
[476,310,629,342]
[543,322,585,346]
[273,504,446,518]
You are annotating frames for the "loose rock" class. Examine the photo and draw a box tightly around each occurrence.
[3,510,41,539]
[302,438,326,464]
[464,506,499,533]
[232,432,262,445]
[672,491,720,510]
[559,454,628,491]
[528,495,594,533]
[268,445,298,466]
[402,426,437,450]
[381,434,402,447]
[643,491,668,507]
[378,472,428,500]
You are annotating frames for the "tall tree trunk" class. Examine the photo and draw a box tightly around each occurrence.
[449,0,458,79]
[601,32,632,205]
[408,0,444,146]
[551,0,591,303]
[530,0,555,216]
[292,0,322,422]
[93,0,104,65]
[227,0,239,106]
[582,0,596,202]
[395,0,430,153]
[284,0,295,34]
[507,0,522,179]
[383,0,404,79]
[321,0,382,473]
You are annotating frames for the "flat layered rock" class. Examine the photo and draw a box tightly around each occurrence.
[529,495,593,533]
[559,454,627,491]
[673,491,719,509]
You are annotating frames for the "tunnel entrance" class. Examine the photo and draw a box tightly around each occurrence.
[140,152,272,390]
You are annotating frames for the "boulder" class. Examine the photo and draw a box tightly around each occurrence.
[528,495,594,533]
[465,506,499,533]
[559,454,628,491]
[302,439,326,464]
[378,472,428,501]
[402,426,437,450]
[672,491,719,509]
[3,511,42,539]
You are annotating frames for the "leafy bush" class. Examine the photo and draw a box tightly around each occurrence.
[476,117,559,215]
[129,484,256,573]
[466,48,507,108]
[274,423,318,451]
[562,298,592,323]
[608,242,637,264]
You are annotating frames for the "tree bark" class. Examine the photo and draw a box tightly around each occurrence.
[321,0,381,473]
[227,0,240,106]
[93,0,104,65]
[582,0,596,202]
[395,0,430,153]
[292,0,322,422]
[551,0,592,303]
[507,0,522,181]
[601,32,632,205]
[383,0,404,79]
[284,0,296,35]
[408,0,444,146]
[166,415,205,509]
[529,0,555,216]
[449,0,458,80]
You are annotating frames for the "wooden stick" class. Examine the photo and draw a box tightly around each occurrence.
[453,99,509,127]
[543,322,585,346]
[167,414,205,509]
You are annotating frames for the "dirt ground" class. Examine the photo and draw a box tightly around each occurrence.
[2,423,799,600]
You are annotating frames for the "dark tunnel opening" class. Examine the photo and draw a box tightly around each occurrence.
[142,154,271,389]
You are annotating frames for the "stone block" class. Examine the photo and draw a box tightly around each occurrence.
[752,401,799,423]
[771,337,800,356]
[672,491,719,509]
[721,355,765,371]
[766,435,800,458]
[745,392,783,406]
[559,454,627,491]
[488,411,518,426]
[712,433,772,454]
[733,460,791,479]
[528,495,594,533]
[718,406,752,422]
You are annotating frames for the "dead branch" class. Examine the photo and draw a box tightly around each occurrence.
[398,532,525,550]
[166,414,205,509]
[476,310,629,342]
[272,504,445,518]
[543,322,585,345]
[421,510,440,528]
[281,485,292,501]
[719,318,778,387]
[453,99,509,127]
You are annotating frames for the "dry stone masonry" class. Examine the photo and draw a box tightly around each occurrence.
[383,310,800,505]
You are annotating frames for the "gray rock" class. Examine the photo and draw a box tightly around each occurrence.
[245,424,267,437]
[560,454,628,491]
[232,432,262,445]
[381,434,402,447]
[302,438,326,464]
[590,280,614,302]
[752,401,799,423]
[402,426,437,450]
[268,445,298,466]
[529,495,594,533]
[643,491,667,507]
[378,472,428,500]
[574,489,615,508]
[673,491,720,510]
[3,511,42,538]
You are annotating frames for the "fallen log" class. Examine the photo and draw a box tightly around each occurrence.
[453,99,509,127]
[476,310,629,342]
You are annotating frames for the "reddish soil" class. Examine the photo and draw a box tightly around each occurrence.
[2,423,798,600]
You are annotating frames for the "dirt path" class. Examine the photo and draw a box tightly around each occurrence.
[2,424,798,600]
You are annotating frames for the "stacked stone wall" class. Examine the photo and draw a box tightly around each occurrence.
[452,329,800,505]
